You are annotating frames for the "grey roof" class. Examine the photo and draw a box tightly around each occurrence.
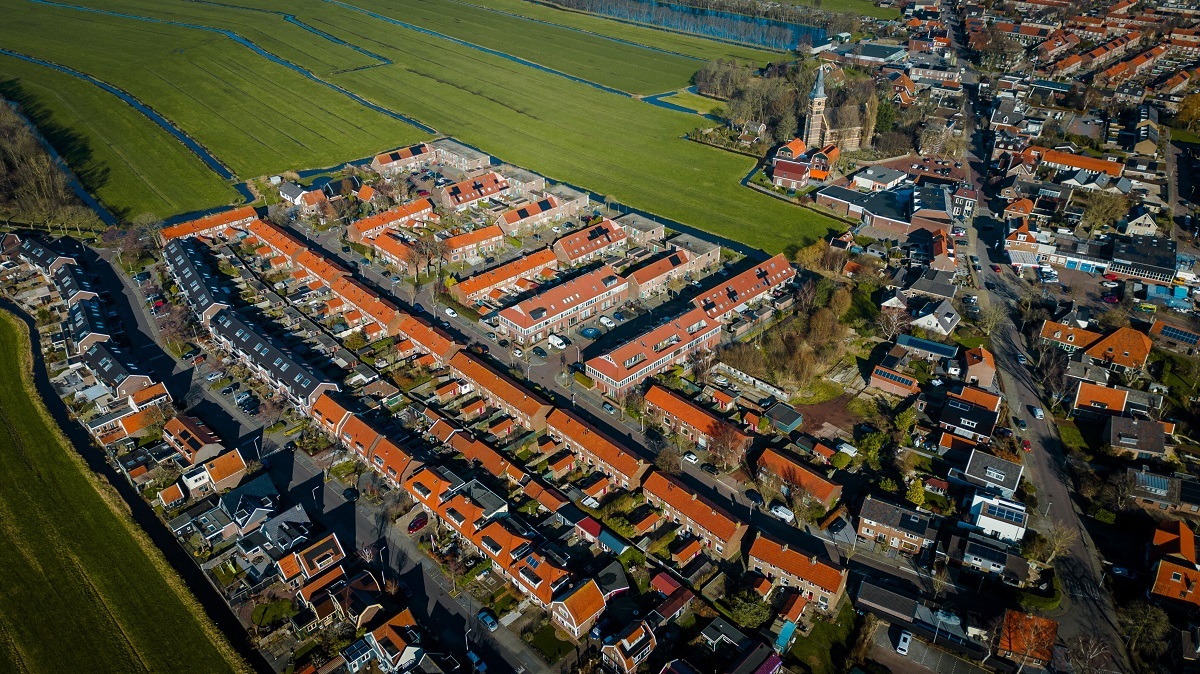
[766,401,803,429]
[52,263,94,302]
[210,309,333,406]
[701,617,750,651]
[82,341,148,390]
[811,65,826,100]
[855,579,919,619]
[858,496,938,540]
[279,181,306,202]
[907,268,957,300]
[949,533,1030,583]
[430,138,490,163]
[68,297,110,345]
[460,480,507,520]
[218,472,276,525]
[915,299,960,334]
[237,503,311,560]
[1106,416,1166,456]
[165,238,230,318]
[963,449,1023,494]
[912,185,951,215]
[596,559,630,597]
[1112,236,1177,274]
[854,166,907,185]
[667,233,719,257]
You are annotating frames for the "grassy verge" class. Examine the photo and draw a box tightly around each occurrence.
[788,603,857,674]
[0,310,247,673]
[660,91,726,116]
[777,0,900,19]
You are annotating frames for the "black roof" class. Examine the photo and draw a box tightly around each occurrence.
[211,309,333,405]
[1112,236,1177,273]
[18,235,68,271]
[941,399,999,435]
[68,297,109,345]
[164,238,230,317]
[859,496,938,539]
[82,341,148,389]
[52,263,94,302]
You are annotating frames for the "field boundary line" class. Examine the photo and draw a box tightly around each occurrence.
[323,0,638,97]
[24,0,437,134]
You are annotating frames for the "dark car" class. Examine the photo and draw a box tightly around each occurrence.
[701,463,719,476]
[498,339,510,348]
[408,513,428,534]
[341,245,351,253]
[414,303,425,313]
[343,488,360,503]
[468,344,489,355]
[397,581,413,597]
[1015,418,1028,430]
[532,346,548,359]
[613,312,626,322]
[984,281,996,291]
[590,617,612,640]
[284,441,298,451]
[745,489,764,506]
[220,384,237,396]
[581,327,601,339]
[182,348,200,360]
[828,518,847,535]
[995,427,1013,438]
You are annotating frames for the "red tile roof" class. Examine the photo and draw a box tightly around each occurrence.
[452,248,557,299]
[756,447,841,506]
[643,471,743,542]
[553,219,627,262]
[498,265,625,330]
[644,384,747,445]
[748,533,846,594]
[1084,327,1152,370]
[547,409,648,484]
[450,351,551,420]
[159,206,258,241]
[692,254,795,319]
[204,449,246,485]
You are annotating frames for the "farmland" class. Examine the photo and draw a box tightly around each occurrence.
[778,0,900,20]
[0,0,429,177]
[0,0,841,250]
[0,311,244,674]
[0,56,240,222]
[660,90,727,116]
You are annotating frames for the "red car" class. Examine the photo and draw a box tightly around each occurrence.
[1102,295,1120,304]
[407,513,428,534]
[1103,273,1119,281]
[1022,439,1032,452]
[991,264,1003,272]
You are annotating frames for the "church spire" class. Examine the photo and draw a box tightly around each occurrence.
[810,66,826,100]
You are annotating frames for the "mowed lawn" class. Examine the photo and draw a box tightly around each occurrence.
[312,3,841,251]
[661,91,726,116]
[0,56,239,222]
[0,0,429,177]
[0,312,243,674]
[466,0,780,64]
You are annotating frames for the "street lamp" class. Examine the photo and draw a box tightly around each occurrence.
[380,545,388,586]
[1043,500,1052,517]
[311,485,320,508]
[465,628,472,653]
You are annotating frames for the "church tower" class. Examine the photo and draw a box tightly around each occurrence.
[803,66,827,149]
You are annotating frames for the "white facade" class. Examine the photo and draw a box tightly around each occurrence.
[970,494,1027,542]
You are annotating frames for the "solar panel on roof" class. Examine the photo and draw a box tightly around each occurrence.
[984,503,1025,524]
[1159,324,1200,345]
[1135,471,1169,496]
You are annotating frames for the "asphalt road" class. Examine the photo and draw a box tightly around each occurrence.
[963,119,1128,670]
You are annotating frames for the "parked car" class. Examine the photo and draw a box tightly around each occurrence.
[991,264,1003,272]
[745,489,764,506]
[1015,418,1027,430]
[601,402,617,415]
[477,609,499,632]
[205,371,224,382]
[341,245,351,253]
[1032,407,1045,420]
[486,331,497,341]
[532,346,548,359]
[701,463,719,476]
[1103,273,1120,281]
[234,392,252,405]
[414,303,425,313]
[498,339,510,348]
[444,307,458,318]
[1100,281,1120,288]
[683,451,699,464]
[547,333,567,350]
[589,618,612,640]
[613,312,626,322]
[1022,439,1032,452]
[360,258,371,266]
[897,631,912,656]
[408,513,429,534]
[468,344,488,355]
[1016,354,1027,365]
[221,384,237,396]
[512,347,523,358]
[1102,294,1120,303]
[1112,566,1138,579]
[343,488,360,502]
[580,327,601,339]
[769,503,795,523]
[598,315,616,329]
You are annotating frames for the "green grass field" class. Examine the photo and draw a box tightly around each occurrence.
[1,0,839,250]
[660,91,726,116]
[0,0,429,177]
[0,311,244,673]
[460,0,781,63]
[778,0,900,20]
[0,56,240,222]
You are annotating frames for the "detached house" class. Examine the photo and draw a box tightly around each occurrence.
[551,579,606,640]
[856,496,939,554]
[1150,521,1200,611]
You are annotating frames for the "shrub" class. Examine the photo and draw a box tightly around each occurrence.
[1092,508,1116,524]
[1018,576,1063,612]
[573,371,595,388]
[830,452,851,470]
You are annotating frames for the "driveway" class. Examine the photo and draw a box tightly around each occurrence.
[870,627,989,674]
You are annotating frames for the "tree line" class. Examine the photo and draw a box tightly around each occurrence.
[0,97,99,233]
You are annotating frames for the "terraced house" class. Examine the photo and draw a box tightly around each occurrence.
[448,351,553,431]
[547,409,651,489]
[692,253,795,321]
[209,309,338,411]
[748,533,847,612]
[642,471,746,559]
[497,265,627,345]
[585,306,721,397]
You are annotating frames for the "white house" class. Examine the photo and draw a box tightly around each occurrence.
[969,493,1027,542]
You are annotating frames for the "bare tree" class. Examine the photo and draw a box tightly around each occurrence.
[999,611,1059,674]
[931,563,952,599]
[779,467,814,520]
[357,544,377,565]
[687,349,716,386]
[1109,472,1136,511]
[184,383,206,411]
[1040,521,1079,565]
[1066,634,1111,674]
[977,303,1008,334]
[795,279,817,313]
[655,443,683,475]
[875,307,911,341]
[707,421,747,470]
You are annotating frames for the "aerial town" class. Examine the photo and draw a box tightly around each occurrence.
[9,0,1200,673]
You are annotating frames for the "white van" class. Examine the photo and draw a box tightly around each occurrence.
[547,334,567,350]
[598,315,616,329]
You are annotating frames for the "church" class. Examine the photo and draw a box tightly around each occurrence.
[802,65,866,153]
